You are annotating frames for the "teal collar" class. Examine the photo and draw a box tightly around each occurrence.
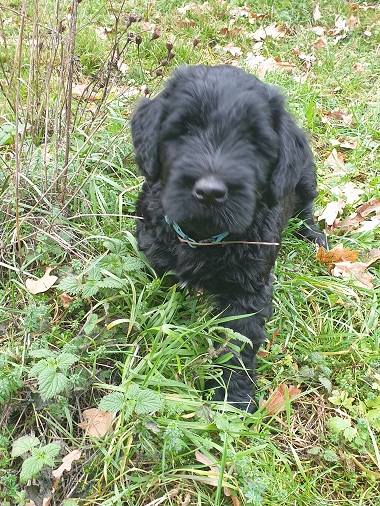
[164,215,229,248]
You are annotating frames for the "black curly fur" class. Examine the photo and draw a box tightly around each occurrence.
[131,65,326,413]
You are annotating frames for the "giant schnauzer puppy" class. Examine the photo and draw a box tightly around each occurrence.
[131,65,326,413]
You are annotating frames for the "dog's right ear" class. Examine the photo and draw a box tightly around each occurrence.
[131,96,164,183]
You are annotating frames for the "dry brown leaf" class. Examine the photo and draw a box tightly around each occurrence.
[252,25,267,41]
[353,62,369,73]
[58,292,76,308]
[322,108,353,126]
[252,22,285,41]
[264,22,286,39]
[78,409,114,437]
[298,53,316,69]
[312,26,326,36]
[331,261,375,289]
[324,149,347,173]
[222,43,242,56]
[313,36,328,49]
[318,199,345,226]
[313,4,322,21]
[357,217,380,233]
[246,53,295,78]
[25,267,58,294]
[53,449,82,478]
[355,197,380,218]
[194,451,240,504]
[317,244,359,263]
[72,83,99,102]
[195,451,219,486]
[261,384,301,415]
[347,15,359,29]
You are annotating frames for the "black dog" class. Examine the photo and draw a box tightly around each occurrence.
[131,65,326,413]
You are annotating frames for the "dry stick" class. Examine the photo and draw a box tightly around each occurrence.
[61,0,78,203]
[177,237,280,247]
[14,0,27,255]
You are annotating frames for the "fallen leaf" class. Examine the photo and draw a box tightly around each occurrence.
[322,108,353,125]
[58,292,76,308]
[313,4,322,21]
[312,26,326,36]
[94,26,113,40]
[342,183,363,204]
[355,197,380,218]
[25,267,58,294]
[347,15,359,29]
[313,36,328,49]
[252,22,286,41]
[264,22,286,39]
[246,53,295,78]
[78,409,114,437]
[72,83,99,102]
[53,450,82,478]
[323,149,347,173]
[195,451,239,504]
[195,451,219,486]
[222,43,242,56]
[252,26,266,41]
[317,244,359,263]
[331,261,375,289]
[261,384,301,415]
[356,217,380,233]
[298,53,316,69]
[353,62,369,73]
[318,199,345,226]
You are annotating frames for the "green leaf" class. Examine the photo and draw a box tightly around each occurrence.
[343,426,358,442]
[103,238,129,256]
[29,349,56,359]
[122,257,144,272]
[323,449,339,463]
[135,389,163,415]
[125,383,141,400]
[29,359,50,378]
[210,326,253,347]
[38,369,68,399]
[11,435,40,457]
[20,456,44,482]
[32,442,61,462]
[99,277,124,289]
[99,392,126,412]
[319,376,332,392]
[84,313,99,336]
[82,280,100,299]
[58,276,82,295]
[55,352,79,371]
[328,416,351,434]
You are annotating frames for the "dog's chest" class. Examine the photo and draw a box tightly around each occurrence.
[174,244,272,293]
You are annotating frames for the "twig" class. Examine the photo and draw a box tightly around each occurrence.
[177,237,280,247]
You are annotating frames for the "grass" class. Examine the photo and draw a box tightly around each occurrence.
[0,0,380,504]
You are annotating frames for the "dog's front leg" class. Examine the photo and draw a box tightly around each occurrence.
[206,287,272,414]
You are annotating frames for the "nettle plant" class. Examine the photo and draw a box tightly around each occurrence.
[58,236,147,300]
[28,349,79,400]
[11,435,61,483]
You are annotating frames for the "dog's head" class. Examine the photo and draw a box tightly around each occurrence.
[132,65,311,239]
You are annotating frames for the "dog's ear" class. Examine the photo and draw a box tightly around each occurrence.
[267,90,313,206]
[131,96,164,183]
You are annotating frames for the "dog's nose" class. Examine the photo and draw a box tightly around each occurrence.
[193,177,227,204]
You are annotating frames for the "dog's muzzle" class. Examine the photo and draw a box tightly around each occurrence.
[192,176,228,205]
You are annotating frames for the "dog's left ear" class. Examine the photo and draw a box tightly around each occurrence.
[267,90,313,206]
[131,96,164,183]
